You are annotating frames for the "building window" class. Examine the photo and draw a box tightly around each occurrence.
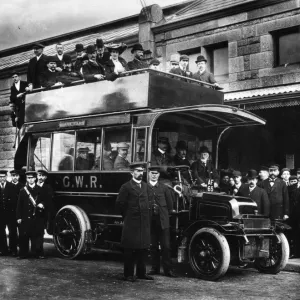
[205,43,229,82]
[274,27,300,66]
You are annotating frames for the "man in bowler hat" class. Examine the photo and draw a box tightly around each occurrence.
[73,43,85,72]
[127,43,148,71]
[147,166,177,277]
[95,38,110,66]
[169,55,193,78]
[231,170,247,196]
[193,55,220,88]
[258,164,289,220]
[115,162,153,282]
[237,170,270,216]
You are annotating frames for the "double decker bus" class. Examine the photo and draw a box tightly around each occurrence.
[14,69,289,280]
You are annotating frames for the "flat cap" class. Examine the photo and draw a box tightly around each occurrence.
[259,166,269,172]
[232,170,242,177]
[117,142,129,149]
[25,171,37,177]
[10,70,19,77]
[10,169,21,175]
[149,58,160,66]
[281,168,290,173]
[37,169,48,175]
[86,45,96,54]
[32,43,45,49]
[269,163,280,170]
[148,166,161,172]
[157,137,169,144]
[180,54,189,61]
[129,162,146,169]
[289,175,297,181]
[46,55,60,63]
[78,147,90,153]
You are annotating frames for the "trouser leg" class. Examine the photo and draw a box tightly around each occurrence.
[7,217,18,253]
[35,232,45,256]
[123,248,135,277]
[150,221,160,271]
[0,221,8,253]
[136,249,147,277]
[160,228,172,273]
[19,232,29,257]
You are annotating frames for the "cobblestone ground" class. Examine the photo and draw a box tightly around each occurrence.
[0,244,299,300]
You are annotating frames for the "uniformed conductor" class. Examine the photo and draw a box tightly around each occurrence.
[115,162,153,282]
[16,171,47,259]
[147,166,177,277]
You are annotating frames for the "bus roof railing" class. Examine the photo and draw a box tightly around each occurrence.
[28,69,223,94]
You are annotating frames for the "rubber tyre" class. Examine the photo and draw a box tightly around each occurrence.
[189,227,230,281]
[254,232,289,274]
[53,205,91,259]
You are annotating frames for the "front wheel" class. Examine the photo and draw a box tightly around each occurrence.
[254,232,289,274]
[53,205,92,259]
[189,227,230,281]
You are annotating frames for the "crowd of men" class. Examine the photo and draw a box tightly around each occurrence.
[0,169,53,259]
[9,39,218,128]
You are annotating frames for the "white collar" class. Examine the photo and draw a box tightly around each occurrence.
[28,183,35,188]
[15,81,20,88]
[57,53,64,60]
[235,182,241,189]
[37,182,44,187]
[48,68,55,72]
[158,148,165,154]
[132,178,142,184]
[36,54,42,61]
[249,186,255,192]
[149,180,158,186]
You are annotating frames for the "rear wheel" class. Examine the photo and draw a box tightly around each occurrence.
[53,205,92,259]
[254,233,289,274]
[189,228,230,281]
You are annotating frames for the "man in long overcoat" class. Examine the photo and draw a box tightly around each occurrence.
[16,171,47,259]
[237,170,270,216]
[258,164,289,220]
[147,166,176,277]
[115,162,153,282]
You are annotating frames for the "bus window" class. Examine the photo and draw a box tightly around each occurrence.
[75,129,102,171]
[134,128,146,162]
[29,133,51,171]
[52,132,75,171]
[103,127,131,170]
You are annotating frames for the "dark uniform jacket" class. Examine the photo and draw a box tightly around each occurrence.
[172,154,190,167]
[151,149,172,166]
[40,69,59,88]
[82,60,106,82]
[0,182,19,215]
[103,57,129,76]
[148,182,173,230]
[10,80,28,127]
[258,178,289,219]
[73,57,84,72]
[16,184,46,235]
[193,70,216,85]
[114,155,130,170]
[237,184,270,216]
[27,54,48,89]
[231,183,247,196]
[115,180,151,249]
[76,157,90,170]
[96,51,110,66]
[55,54,69,68]
[191,160,219,185]
[56,69,82,85]
[127,58,148,71]
[169,67,193,78]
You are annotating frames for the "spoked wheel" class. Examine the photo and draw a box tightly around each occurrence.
[189,228,230,281]
[254,233,289,274]
[53,205,92,259]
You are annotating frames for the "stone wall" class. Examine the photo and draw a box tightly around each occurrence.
[154,0,300,92]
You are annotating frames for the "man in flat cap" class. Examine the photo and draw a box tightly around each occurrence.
[169,54,180,70]
[0,170,19,256]
[116,162,153,282]
[27,43,48,89]
[40,56,63,88]
[258,165,269,183]
[76,147,90,170]
[114,142,130,170]
[237,170,270,216]
[56,54,82,85]
[147,166,177,277]
[169,55,192,78]
[151,137,172,167]
[73,44,85,72]
[149,58,161,71]
[281,168,291,186]
[193,55,220,89]
[128,43,148,71]
[230,170,247,196]
[17,171,46,259]
[9,71,30,128]
[258,164,289,220]
[191,146,219,191]
[96,38,110,66]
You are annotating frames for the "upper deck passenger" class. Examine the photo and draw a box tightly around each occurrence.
[73,44,85,72]
[95,38,110,66]
[149,58,161,71]
[104,43,129,76]
[54,43,68,71]
[40,56,62,88]
[169,55,192,78]
[193,55,220,89]
[56,55,82,85]
[127,43,148,71]
[27,43,47,89]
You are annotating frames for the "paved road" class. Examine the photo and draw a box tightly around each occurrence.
[0,243,299,300]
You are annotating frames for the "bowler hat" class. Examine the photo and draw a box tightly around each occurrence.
[75,43,84,52]
[63,54,72,64]
[148,166,161,172]
[78,147,90,153]
[232,170,242,177]
[199,146,210,154]
[157,137,169,144]
[86,45,96,54]
[180,54,189,61]
[246,169,258,179]
[176,140,187,150]
[129,162,146,170]
[32,43,45,49]
[10,70,19,77]
[106,43,127,55]
[131,43,144,53]
[281,168,290,173]
[10,169,21,175]
[37,169,48,176]
[117,142,129,149]
[195,55,207,63]
[0,170,7,176]
[96,39,104,48]
[150,58,160,66]
[290,175,297,181]
[25,171,37,177]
